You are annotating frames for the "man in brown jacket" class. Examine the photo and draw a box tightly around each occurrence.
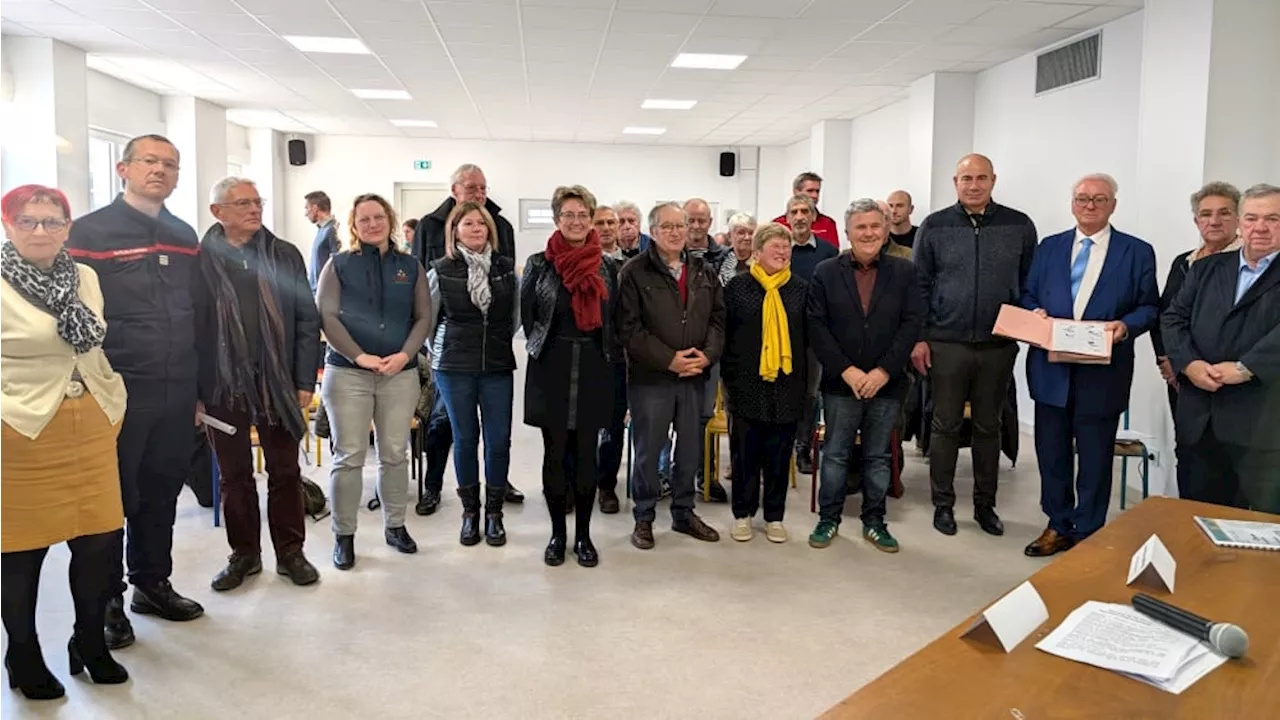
[617,202,726,549]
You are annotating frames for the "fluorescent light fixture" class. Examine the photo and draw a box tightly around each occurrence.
[351,88,412,100]
[670,53,747,70]
[391,119,438,128]
[283,35,371,55]
[642,99,697,110]
[622,126,666,135]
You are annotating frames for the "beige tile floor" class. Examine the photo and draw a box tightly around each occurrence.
[2,354,1135,720]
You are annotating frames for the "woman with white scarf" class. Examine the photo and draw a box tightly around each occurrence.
[428,201,520,547]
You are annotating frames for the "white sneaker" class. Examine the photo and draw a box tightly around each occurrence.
[731,517,753,542]
[765,522,788,544]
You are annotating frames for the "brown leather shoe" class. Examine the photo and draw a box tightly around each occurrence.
[630,521,655,550]
[673,513,720,542]
[1024,528,1074,557]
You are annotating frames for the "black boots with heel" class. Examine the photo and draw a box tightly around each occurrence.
[484,485,507,546]
[458,486,482,546]
[67,635,128,685]
[573,487,599,567]
[5,644,65,700]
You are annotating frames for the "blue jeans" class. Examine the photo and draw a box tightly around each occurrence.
[435,370,514,489]
[818,393,899,527]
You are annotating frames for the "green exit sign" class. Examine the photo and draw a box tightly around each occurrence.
[413,160,431,170]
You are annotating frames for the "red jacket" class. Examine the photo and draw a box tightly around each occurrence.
[772,211,840,249]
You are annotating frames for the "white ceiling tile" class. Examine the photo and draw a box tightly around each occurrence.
[1055,5,1140,30]
[525,43,601,64]
[433,24,521,44]
[521,6,612,31]
[80,8,184,31]
[948,60,996,73]
[427,2,509,27]
[737,55,820,72]
[165,11,266,35]
[856,22,958,43]
[527,62,595,86]
[907,43,992,61]
[834,41,920,63]
[1011,27,1085,49]
[1,21,39,36]
[687,17,779,39]
[354,21,441,43]
[878,56,960,75]
[206,32,291,51]
[889,0,1000,25]
[609,11,701,35]
[446,42,524,62]
[452,57,524,75]
[706,0,811,19]
[255,14,351,37]
[0,1,95,25]
[330,0,429,23]
[524,28,594,48]
[801,0,911,21]
[977,45,1029,63]
[972,2,1093,28]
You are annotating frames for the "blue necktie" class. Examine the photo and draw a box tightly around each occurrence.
[1070,237,1093,302]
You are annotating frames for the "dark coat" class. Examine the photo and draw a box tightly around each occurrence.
[521,251,621,363]
[615,243,725,387]
[193,228,321,407]
[1162,251,1280,450]
[807,252,923,400]
[413,196,516,269]
[721,272,809,423]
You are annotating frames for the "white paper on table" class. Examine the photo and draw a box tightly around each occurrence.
[1126,534,1177,592]
[1122,642,1229,695]
[1051,320,1109,357]
[960,580,1049,652]
[1035,601,1200,681]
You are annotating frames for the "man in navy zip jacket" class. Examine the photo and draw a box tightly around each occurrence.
[66,134,205,649]
[912,153,1038,539]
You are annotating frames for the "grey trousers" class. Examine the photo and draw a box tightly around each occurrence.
[631,380,704,524]
[322,365,419,535]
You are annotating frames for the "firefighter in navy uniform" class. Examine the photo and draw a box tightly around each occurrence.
[66,134,205,649]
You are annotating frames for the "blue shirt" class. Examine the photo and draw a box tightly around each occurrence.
[1235,248,1278,304]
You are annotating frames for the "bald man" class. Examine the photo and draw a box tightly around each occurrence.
[912,153,1038,538]
[887,190,917,248]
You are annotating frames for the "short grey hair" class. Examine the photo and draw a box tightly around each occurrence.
[647,201,685,233]
[844,198,885,225]
[785,194,816,217]
[1074,173,1119,196]
[209,176,256,204]
[727,211,757,232]
[450,163,484,186]
[1239,183,1280,210]
[1189,181,1241,214]
[614,200,641,218]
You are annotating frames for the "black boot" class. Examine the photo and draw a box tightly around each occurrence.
[4,644,65,700]
[458,486,482,546]
[544,491,568,566]
[484,485,507,546]
[573,487,599,567]
[333,534,355,570]
[505,483,525,504]
[130,580,203,621]
[103,595,134,650]
[414,488,441,516]
[67,635,128,685]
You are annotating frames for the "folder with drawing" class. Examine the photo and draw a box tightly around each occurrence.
[992,304,1112,364]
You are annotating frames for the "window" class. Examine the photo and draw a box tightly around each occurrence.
[519,199,554,232]
[87,131,126,211]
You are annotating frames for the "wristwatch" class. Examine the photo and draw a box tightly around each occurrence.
[1235,361,1254,380]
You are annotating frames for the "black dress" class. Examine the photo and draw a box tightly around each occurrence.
[523,285,614,431]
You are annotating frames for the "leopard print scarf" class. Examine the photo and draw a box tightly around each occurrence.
[1,241,106,353]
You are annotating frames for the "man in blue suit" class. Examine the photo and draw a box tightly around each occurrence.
[1021,174,1159,557]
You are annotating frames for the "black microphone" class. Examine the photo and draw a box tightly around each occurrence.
[1131,593,1249,658]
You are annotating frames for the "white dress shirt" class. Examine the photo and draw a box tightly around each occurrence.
[1071,225,1111,320]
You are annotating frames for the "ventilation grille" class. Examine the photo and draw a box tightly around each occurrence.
[1035,32,1101,94]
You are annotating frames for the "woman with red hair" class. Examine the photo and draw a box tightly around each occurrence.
[521,185,620,567]
[1,185,130,699]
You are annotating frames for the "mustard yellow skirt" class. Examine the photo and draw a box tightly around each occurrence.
[1,395,124,552]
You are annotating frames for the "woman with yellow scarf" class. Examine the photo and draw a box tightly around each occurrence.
[720,223,810,543]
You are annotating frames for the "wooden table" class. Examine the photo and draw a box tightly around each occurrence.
[822,497,1279,719]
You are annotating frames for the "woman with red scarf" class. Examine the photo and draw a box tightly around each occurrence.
[521,185,621,567]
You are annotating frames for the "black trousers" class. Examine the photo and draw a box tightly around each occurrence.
[928,341,1018,509]
[3,531,118,656]
[1180,427,1280,513]
[595,362,628,492]
[541,428,598,540]
[730,417,796,522]
[111,397,194,596]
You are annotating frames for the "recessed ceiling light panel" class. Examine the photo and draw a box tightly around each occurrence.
[642,99,698,110]
[623,126,667,135]
[283,35,371,55]
[670,53,747,70]
[351,88,412,100]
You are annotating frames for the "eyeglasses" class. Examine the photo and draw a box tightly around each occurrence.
[218,198,265,210]
[12,216,69,233]
[657,222,687,233]
[1073,195,1112,207]
[461,183,487,193]
[128,156,180,172]
[559,212,591,222]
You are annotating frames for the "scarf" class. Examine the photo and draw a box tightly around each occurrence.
[1,241,106,354]
[457,243,493,315]
[750,261,793,382]
[200,225,305,441]
[545,229,606,331]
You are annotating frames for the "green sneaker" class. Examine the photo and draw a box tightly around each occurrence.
[863,524,900,553]
[808,520,839,548]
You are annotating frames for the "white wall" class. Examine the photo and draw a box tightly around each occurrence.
[86,70,164,138]
[849,100,912,204]
[283,136,760,266]
[973,11,1147,430]
[756,136,814,222]
[226,122,250,168]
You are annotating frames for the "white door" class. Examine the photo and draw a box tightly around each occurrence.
[396,184,451,226]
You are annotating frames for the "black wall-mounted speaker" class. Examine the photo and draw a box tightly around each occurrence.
[287,138,307,166]
[719,151,736,177]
